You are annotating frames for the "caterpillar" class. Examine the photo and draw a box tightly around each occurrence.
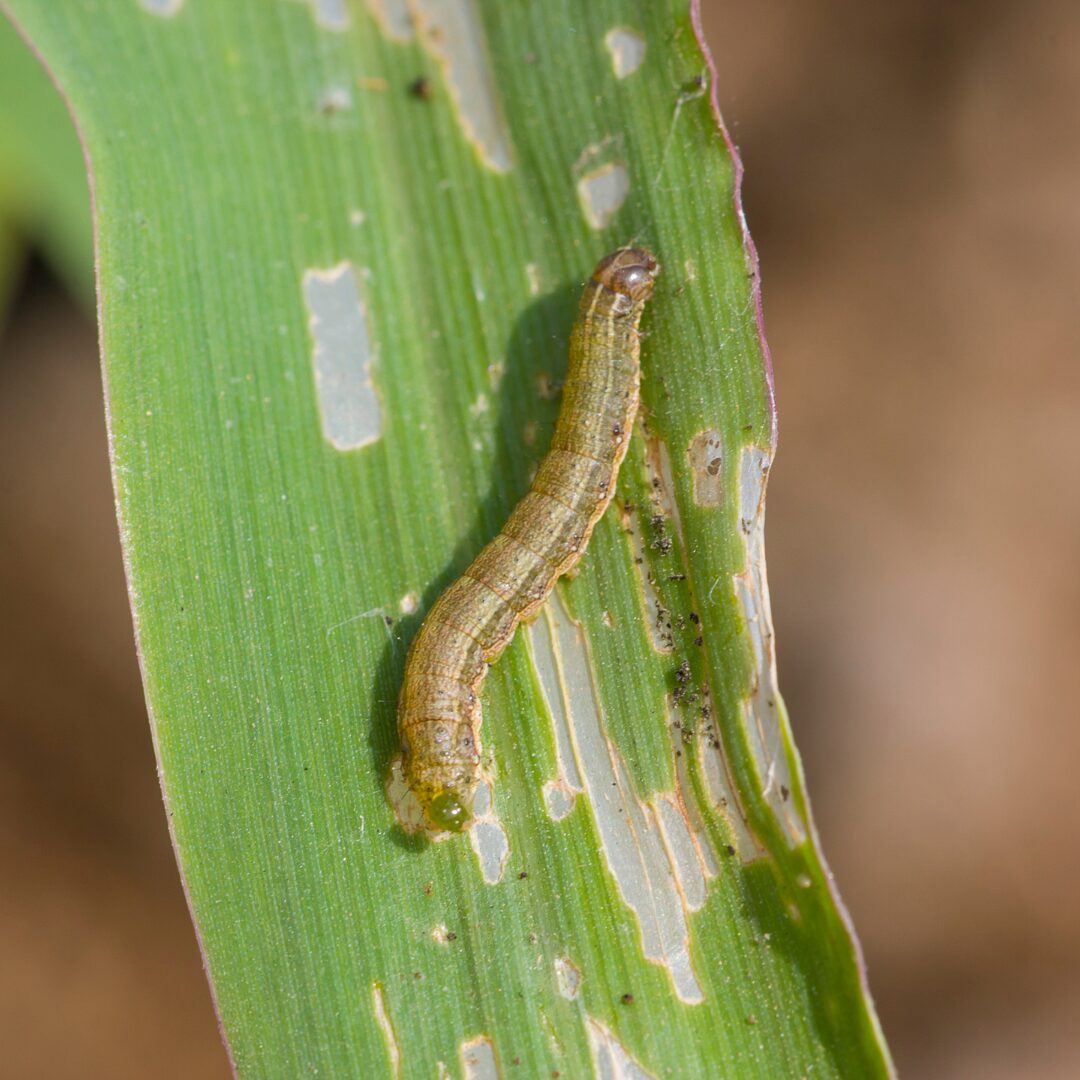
[393,247,659,834]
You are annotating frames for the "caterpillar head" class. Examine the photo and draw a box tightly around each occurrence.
[592,247,659,307]
[425,788,470,833]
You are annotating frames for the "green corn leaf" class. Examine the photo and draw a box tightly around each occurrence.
[1,1,892,1076]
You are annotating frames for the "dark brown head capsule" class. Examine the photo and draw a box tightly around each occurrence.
[592,247,660,306]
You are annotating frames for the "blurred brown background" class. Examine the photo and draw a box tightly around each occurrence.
[2,1,1077,1076]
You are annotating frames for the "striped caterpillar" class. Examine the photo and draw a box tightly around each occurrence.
[393,248,659,834]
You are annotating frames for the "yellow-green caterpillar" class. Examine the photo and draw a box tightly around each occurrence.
[394,248,659,834]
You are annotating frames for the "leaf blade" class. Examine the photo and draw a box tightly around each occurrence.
[1,1,892,1076]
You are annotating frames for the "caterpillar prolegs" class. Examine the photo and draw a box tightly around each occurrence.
[393,248,659,834]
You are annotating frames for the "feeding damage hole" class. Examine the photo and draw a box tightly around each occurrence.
[318,86,352,115]
[697,717,761,862]
[577,161,630,230]
[525,262,542,296]
[528,603,584,821]
[431,924,457,945]
[367,0,413,40]
[460,1036,499,1080]
[734,445,805,846]
[604,27,646,79]
[411,0,513,172]
[574,138,630,230]
[554,955,582,1000]
[527,593,706,1004]
[371,984,402,1078]
[302,263,382,451]
[586,1017,656,1080]
[467,780,510,885]
[687,430,724,507]
[139,0,183,14]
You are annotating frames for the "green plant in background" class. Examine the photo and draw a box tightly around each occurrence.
[0,2,893,1077]
[0,15,91,311]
